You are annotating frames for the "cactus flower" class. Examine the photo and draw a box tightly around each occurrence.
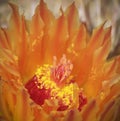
[0,1,120,121]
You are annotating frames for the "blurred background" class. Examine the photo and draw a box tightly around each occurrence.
[0,0,120,57]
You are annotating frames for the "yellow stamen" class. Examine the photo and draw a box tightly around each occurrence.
[34,56,78,106]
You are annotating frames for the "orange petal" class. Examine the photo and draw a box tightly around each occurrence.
[99,96,120,121]
[0,78,35,121]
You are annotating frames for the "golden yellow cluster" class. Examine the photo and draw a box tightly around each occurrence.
[35,64,78,106]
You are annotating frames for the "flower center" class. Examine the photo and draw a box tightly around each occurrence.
[25,55,87,111]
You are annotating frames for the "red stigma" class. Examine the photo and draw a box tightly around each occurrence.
[25,75,51,105]
[78,92,87,111]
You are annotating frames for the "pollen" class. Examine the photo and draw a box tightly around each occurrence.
[35,62,75,106]
[25,55,87,111]
[35,65,57,89]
